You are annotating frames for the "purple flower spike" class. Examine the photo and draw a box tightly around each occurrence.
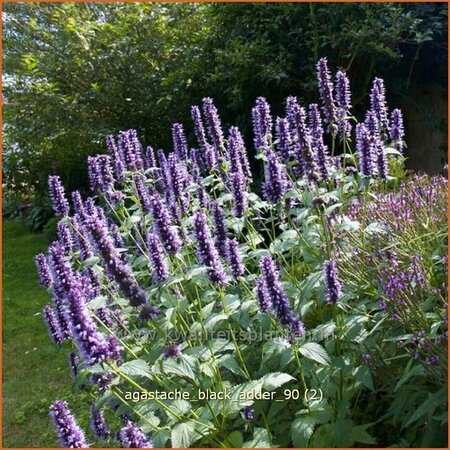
[172,123,189,160]
[252,97,273,150]
[356,123,376,177]
[149,193,182,254]
[227,238,245,279]
[57,221,73,253]
[85,215,147,306]
[71,191,85,217]
[316,57,338,135]
[69,352,80,377]
[90,406,110,441]
[134,174,152,213]
[65,281,113,365]
[139,304,161,321]
[231,170,247,218]
[212,202,229,259]
[262,148,290,203]
[117,421,153,448]
[48,175,70,216]
[260,255,304,336]
[96,155,115,192]
[335,71,352,138]
[370,77,389,130]
[275,117,292,162]
[389,109,405,153]
[43,305,63,345]
[90,372,114,392]
[375,140,389,179]
[119,129,144,171]
[48,241,76,294]
[36,253,53,288]
[202,97,224,153]
[88,156,101,192]
[323,259,343,304]
[191,105,209,152]
[147,232,169,284]
[255,277,271,313]
[193,211,227,285]
[106,134,125,178]
[49,400,89,448]
[144,145,157,170]
[309,104,332,181]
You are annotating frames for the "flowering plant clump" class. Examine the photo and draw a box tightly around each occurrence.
[37,57,447,448]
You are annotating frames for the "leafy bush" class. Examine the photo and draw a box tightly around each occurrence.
[36,59,447,448]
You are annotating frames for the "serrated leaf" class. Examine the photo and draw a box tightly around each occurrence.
[291,417,315,447]
[171,421,198,448]
[161,355,197,381]
[119,359,152,379]
[299,343,330,366]
[262,372,294,390]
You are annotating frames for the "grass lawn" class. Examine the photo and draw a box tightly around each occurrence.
[2,221,90,447]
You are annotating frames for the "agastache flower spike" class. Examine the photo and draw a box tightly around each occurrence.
[119,129,144,170]
[48,241,76,294]
[90,406,110,441]
[309,104,332,181]
[149,193,182,254]
[96,155,115,192]
[106,134,125,178]
[88,156,101,192]
[48,175,70,216]
[43,305,63,345]
[255,277,271,312]
[252,96,273,150]
[85,214,147,306]
[202,97,224,154]
[275,117,292,162]
[36,253,53,288]
[57,221,73,253]
[147,232,169,284]
[389,109,405,153]
[49,400,89,448]
[191,105,209,152]
[260,255,304,336]
[227,238,245,279]
[262,148,290,203]
[231,170,247,218]
[356,123,376,177]
[172,123,189,160]
[117,420,153,448]
[144,145,157,170]
[375,140,389,179]
[316,57,338,135]
[335,70,352,138]
[134,174,152,214]
[212,202,229,259]
[71,191,85,217]
[323,259,343,304]
[193,211,227,285]
[370,77,389,130]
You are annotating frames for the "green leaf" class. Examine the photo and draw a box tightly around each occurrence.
[299,343,330,366]
[161,355,197,381]
[291,417,315,447]
[262,372,294,390]
[119,359,152,379]
[354,365,374,391]
[350,425,377,445]
[227,431,244,448]
[171,421,199,448]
